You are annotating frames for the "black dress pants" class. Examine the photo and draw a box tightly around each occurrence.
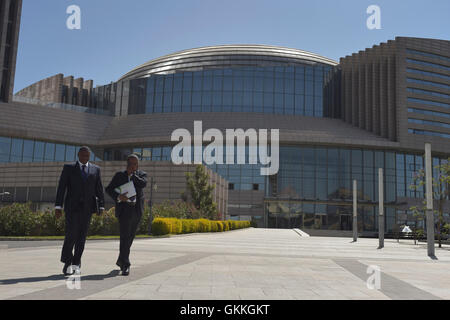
[61,209,92,266]
[117,203,142,268]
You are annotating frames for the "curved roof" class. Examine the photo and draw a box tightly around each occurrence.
[119,44,338,81]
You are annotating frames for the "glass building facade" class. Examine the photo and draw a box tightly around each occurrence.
[119,64,334,117]
[0,136,102,163]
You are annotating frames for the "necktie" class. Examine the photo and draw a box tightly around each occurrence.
[81,165,88,182]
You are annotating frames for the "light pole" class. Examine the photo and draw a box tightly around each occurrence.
[378,168,384,249]
[147,177,157,235]
[424,143,435,258]
[353,180,358,242]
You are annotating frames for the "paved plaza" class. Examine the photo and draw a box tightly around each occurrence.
[0,228,449,300]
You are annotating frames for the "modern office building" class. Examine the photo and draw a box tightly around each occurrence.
[0,1,449,235]
[0,0,21,103]
[15,73,95,109]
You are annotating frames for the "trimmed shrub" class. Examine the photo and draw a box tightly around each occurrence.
[150,217,251,235]
[197,219,211,232]
[151,218,171,236]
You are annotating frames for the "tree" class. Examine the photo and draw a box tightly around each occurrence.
[409,159,450,248]
[182,165,219,220]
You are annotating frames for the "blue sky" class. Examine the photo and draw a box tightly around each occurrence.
[14,0,450,92]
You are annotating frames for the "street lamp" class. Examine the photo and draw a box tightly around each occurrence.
[147,177,157,235]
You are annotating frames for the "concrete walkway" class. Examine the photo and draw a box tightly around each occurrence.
[1,228,449,300]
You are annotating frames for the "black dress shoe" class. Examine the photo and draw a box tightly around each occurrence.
[63,262,74,276]
[122,266,130,276]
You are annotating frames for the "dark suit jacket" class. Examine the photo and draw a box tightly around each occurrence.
[105,170,148,218]
[55,162,105,214]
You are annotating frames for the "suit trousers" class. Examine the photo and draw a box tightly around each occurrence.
[117,204,142,268]
[61,209,92,266]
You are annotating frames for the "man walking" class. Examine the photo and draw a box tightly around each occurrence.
[55,146,105,276]
[105,154,147,276]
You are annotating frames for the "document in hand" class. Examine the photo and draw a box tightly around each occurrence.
[114,181,137,198]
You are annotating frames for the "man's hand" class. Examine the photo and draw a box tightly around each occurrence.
[118,192,129,202]
[55,209,63,219]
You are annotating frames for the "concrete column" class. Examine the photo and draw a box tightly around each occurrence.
[425,143,435,257]
[378,168,384,249]
[353,180,358,242]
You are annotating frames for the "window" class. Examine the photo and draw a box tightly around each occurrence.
[44,143,55,162]
[228,183,235,190]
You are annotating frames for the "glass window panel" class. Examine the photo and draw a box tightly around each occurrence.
[285,78,294,94]
[174,74,183,91]
[213,76,223,90]
[142,148,152,160]
[243,77,253,91]
[294,95,304,115]
[145,91,154,114]
[254,77,263,92]
[55,144,65,161]
[183,73,193,91]
[33,141,44,162]
[0,137,11,162]
[162,147,171,161]
[182,91,191,111]
[233,91,243,110]
[193,74,202,91]
[163,92,172,112]
[146,77,155,93]
[44,143,55,162]
[192,91,202,107]
[10,138,23,162]
[155,76,164,92]
[212,91,222,109]
[264,77,274,92]
[203,76,212,91]
[152,147,162,161]
[234,76,244,91]
[164,75,173,92]
[65,145,76,162]
[22,140,34,163]
[223,76,232,91]
[275,78,284,93]
[202,92,212,111]
[263,92,273,110]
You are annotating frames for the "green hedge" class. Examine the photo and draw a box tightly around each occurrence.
[151,217,251,236]
[0,203,251,236]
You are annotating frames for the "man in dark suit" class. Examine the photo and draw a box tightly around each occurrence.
[55,146,105,276]
[105,154,147,276]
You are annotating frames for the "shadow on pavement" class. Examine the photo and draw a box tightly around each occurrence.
[0,269,120,285]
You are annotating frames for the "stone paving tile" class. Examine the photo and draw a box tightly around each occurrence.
[2,228,450,300]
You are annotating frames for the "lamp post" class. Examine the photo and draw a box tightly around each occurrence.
[378,168,384,249]
[353,180,358,242]
[424,143,435,257]
[147,177,157,235]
